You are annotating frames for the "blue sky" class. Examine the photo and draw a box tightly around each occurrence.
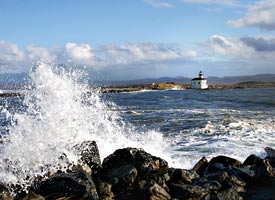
[1,0,275,80]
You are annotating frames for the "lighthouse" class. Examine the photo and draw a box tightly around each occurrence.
[191,71,208,89]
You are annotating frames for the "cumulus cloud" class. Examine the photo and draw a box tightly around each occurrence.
[27,45,56,61]
[144,0,174,8]
[240,36,275,52]
[228,0,275,30]
[181,0,241,7]
[101,43,186,65]
[64,43,97,65]
[0,40,24,64]
[201,34,275,63]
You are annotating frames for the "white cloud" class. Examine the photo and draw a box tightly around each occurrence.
[64,43,97,65]
[228,0,275,30]
[0,40,24,65]
[181,0,241,7]
[101,43,185,65]
[27,45,56,61]
[144,0,174,8]
[201,34,275,63]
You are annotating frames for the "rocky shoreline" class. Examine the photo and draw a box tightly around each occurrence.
[1,141,275,200]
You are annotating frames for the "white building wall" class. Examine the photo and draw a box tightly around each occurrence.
[191,80,208,89]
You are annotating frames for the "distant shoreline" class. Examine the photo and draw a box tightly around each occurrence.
[100,81,275,93]
[1,81,275,96]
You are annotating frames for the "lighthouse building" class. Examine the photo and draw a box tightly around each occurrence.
[191,71,208,89]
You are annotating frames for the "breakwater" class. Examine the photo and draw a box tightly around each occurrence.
[1,141,274,200]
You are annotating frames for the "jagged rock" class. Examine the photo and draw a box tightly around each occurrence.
[193,157,208,176]
[228,167,255,182]
[243,154,262,167]
[133,148,169,177]
[206,171,229,184]
[96,180,114,199]
[204,156,242,175]
[254,159,275,185]
[216,186,246,200]
[0,193,13,200]
[100,147,168,195]
[73,141,101,174]
[22,192,45,200]
[34,168,98,200]
[135,180,171,200]
[264,147,275,158]
[169,168,199,184]
[168,182,208,200]
[193,177,222,192]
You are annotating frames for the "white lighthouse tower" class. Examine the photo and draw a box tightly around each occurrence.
[191,71,208,89]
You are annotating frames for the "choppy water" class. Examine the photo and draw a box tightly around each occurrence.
[107,88,275,164]
[0,62,275,192]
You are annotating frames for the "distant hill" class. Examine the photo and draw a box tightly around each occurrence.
[97,74,275,86]
[0,73,275,88]
[207,74,275,85]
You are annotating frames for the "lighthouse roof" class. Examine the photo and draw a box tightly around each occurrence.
[191,77,206,81]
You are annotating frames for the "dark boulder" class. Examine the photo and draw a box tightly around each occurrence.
[73,141,101,175]
[22,192,45,200]
[134,180,171,200]
[216,186,246,200]
[193,157,208,177]
[100,148,169,196]
[204,156,242,175]
[243,154,262,167]
[168,168,199,184]
[168,182,208,200]
[254,159,275,185]
[34,168,98,200]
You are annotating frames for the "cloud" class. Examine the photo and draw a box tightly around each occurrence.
[180,0,241,7]
[64,43,98,65]
[228,0,275,30]
[240,36,275,52]
[1,37,275,79]
[144,0,174,8]
[201,34,275,63]
[27,45,56,61]
[101,43,188,65]
[0,40,24,65]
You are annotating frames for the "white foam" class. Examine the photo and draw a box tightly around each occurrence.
[0,62,174,191]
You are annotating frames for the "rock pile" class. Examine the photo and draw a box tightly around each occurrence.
[1,141,275,200]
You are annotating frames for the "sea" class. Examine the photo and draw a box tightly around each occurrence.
[0,62,275,191]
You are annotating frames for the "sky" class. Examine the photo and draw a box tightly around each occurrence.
[0,0,275,80]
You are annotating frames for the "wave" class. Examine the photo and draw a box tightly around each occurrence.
[0,62,175,191]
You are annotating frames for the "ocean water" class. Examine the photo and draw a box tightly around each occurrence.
[0,62,275,191]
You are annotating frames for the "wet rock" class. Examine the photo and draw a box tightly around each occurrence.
[34,168,98,200]
[169,168,199,184]
[22,192,45,200]
[216,186,246,200]
[96,180,113,199]
[133,148,169,177]
[228,167,255,182]
[254,158,275,185]
[206,171,229,184]
[168,182,208,200]
[193,157,208,176]
[193,177,222,192]
[0,193,13,200]
[73,141,101,174]
[204,156,242,175]
[135,180,171,200]
[243,154,262,167]
[100,147,168,195]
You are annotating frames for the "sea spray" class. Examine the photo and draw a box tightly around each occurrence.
[0,62,176,192]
